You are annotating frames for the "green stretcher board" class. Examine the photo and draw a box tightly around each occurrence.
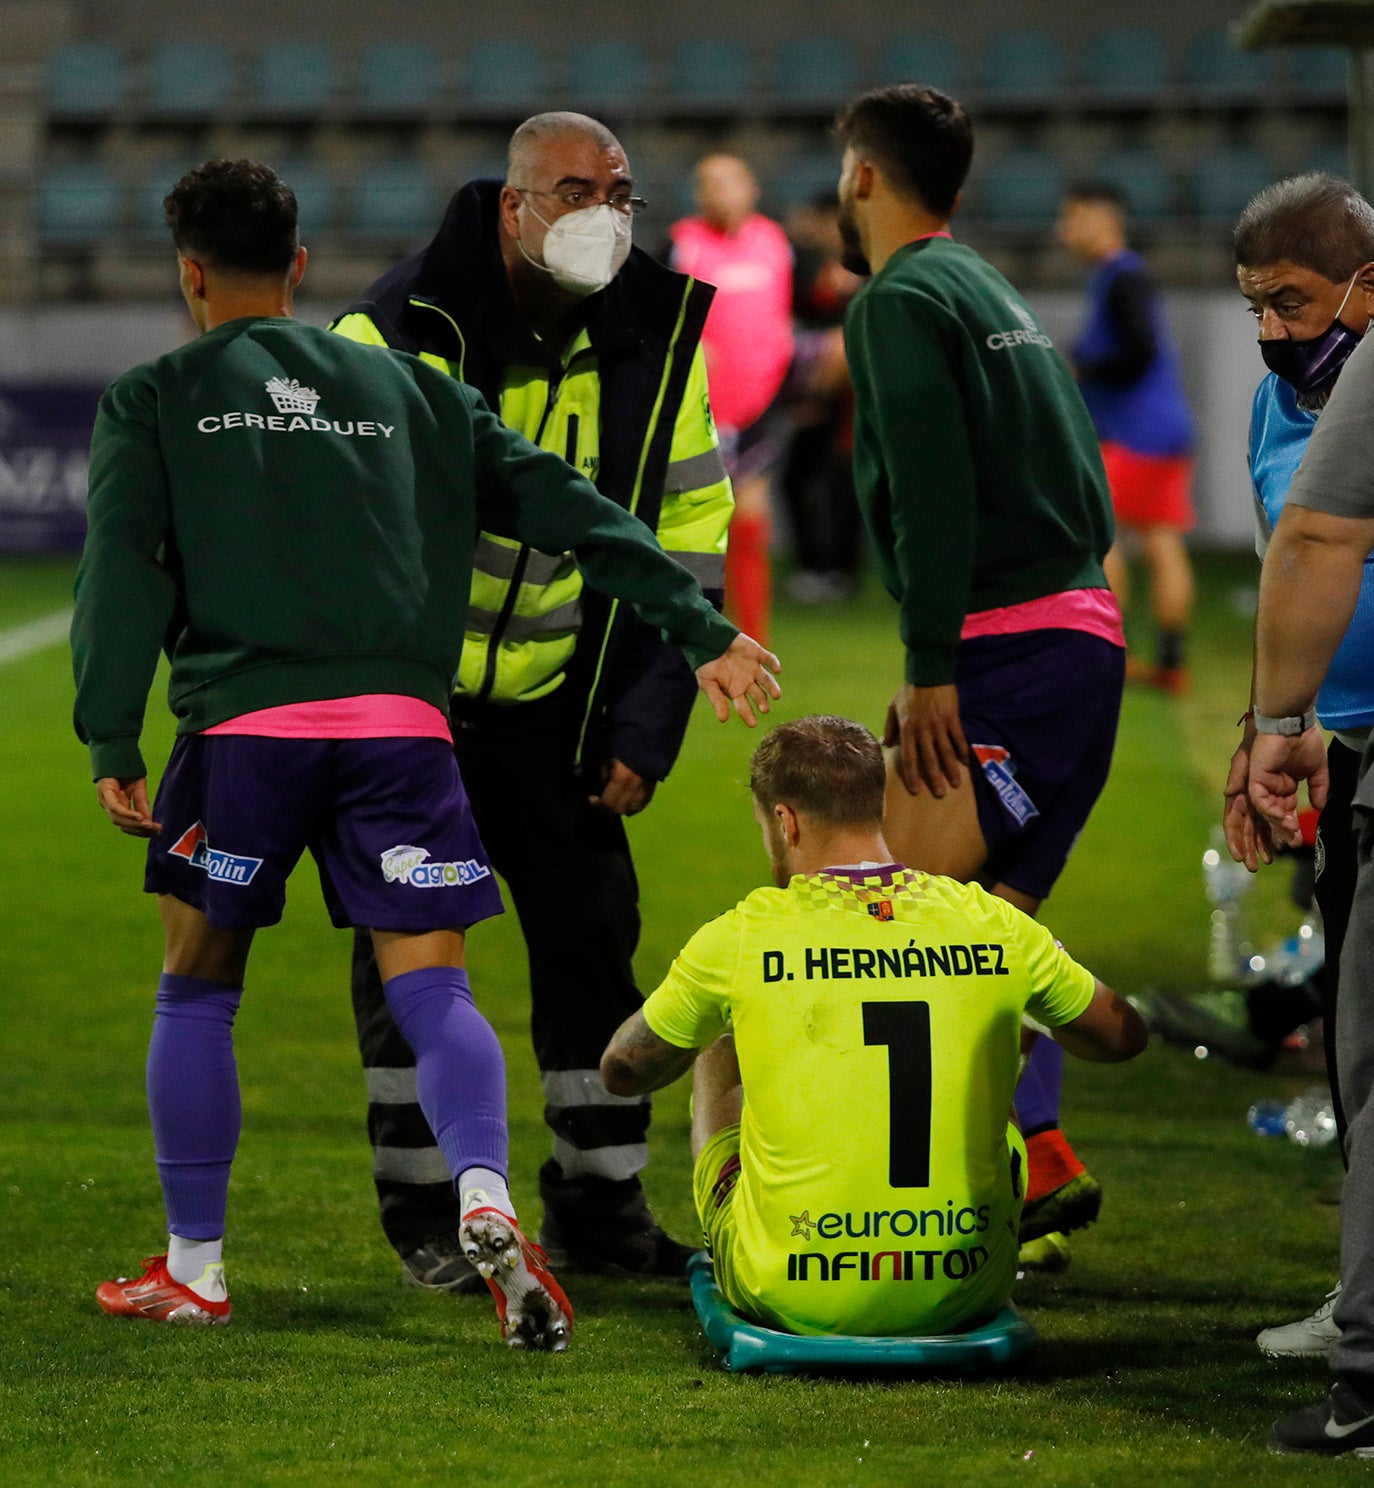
[688,1251,1040,1375]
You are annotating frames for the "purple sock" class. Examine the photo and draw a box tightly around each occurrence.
[1014,1035,1064,1136]
[381,967,508,1183]
[147,973,242,1241]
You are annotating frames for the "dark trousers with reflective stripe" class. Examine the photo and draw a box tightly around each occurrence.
[350,713,654,1255]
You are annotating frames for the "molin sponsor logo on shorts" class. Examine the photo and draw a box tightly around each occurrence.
[972,743,1040,827]
[167,821,264,885]
[380,844,492,889]
[196,379,396,439]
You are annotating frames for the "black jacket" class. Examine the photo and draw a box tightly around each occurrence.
[335,179,722,785]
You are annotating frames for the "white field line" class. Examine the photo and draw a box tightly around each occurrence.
[0,608,73,666]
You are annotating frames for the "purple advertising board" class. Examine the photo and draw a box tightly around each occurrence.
[0,381,103,553]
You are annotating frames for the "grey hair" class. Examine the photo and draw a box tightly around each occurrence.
[1234,172,1374,280]
[507,112,621,185]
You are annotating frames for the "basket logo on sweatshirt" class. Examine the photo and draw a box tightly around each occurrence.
[195,379,395,438]
[985,299,1053,353]
[380,844,492,889]
[167,821,264,884]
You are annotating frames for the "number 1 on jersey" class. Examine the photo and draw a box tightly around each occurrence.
[862,1000,933,1188]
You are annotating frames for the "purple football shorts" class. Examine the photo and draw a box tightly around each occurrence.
[956,628,1124,903]
[144,734,505,932]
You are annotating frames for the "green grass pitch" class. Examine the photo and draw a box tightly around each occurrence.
[0,552,1344,1486]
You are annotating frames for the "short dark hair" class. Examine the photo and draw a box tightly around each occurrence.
[834,84,973,217]
[164,159,299,275]
[749,716,885,828]
[1234,172,1374,281]
[1063,180,1126,212]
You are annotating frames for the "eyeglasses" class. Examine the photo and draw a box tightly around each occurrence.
[513,186,649,216]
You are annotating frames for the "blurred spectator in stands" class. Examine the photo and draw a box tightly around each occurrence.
[670,153,794,643]
[782,194,865,604]
[1058,182,1196,694]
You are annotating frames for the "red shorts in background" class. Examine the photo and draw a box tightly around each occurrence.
[1100,441,1194,532]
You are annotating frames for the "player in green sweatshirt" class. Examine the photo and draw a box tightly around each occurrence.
[73,159,778,1350]
[836,87,1125,1267]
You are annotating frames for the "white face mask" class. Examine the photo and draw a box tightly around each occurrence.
[520,201,633,297]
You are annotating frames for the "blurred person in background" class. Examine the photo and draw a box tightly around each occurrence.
[782,194,864,605]
[836,85,1125,1272]
[332,112,737,1295]
[1215,174,1374,1364]
[1058,183,1196,694]
[669,152,794,644]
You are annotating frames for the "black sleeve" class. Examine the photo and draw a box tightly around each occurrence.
[1076,267,1158,387]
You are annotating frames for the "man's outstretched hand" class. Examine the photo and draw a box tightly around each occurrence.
[696,633,781,726]
[96,776,161,837]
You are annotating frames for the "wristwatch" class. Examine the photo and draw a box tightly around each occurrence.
[1252,707,1319,736]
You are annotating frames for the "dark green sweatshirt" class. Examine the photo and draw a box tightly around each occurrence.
[72,316,737,780]
[843,237,1113,686]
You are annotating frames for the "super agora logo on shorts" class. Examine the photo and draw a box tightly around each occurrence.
[380,844,492,889]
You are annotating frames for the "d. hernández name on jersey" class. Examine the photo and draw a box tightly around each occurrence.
[641,865,1095,1337]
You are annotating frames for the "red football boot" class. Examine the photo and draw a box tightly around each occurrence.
[459,1208,573,1352]
[96,1254,231,1325]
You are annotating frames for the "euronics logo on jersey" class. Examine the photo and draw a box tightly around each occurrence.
[196,378,395,438]
[986,298,1054,352]
[167,821,263,885]
[380,844,492,889]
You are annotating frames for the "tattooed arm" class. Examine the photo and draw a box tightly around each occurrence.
[601,1010,700,1097]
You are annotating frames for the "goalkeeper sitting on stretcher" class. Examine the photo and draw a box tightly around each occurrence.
[602,715,1146,1337]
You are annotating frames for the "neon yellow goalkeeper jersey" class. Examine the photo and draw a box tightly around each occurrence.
[642,865,1095,1337]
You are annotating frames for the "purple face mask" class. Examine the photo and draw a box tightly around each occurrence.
[1260,274,1364,397]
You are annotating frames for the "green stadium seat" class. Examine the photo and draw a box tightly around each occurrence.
[38,161,123,244]
[133,158,203,237]
[462,41,548,110]
[48,41,128,119]
[1304,137,1350,181]
[1080,29,1169,97]
[978,147,1065,226]
[1192,144,1275,221]
[564,40,649,109]
[350,159,440,241]
[1093,147,1177,221]
[774,37,860,107]
[770,151,841,210]
[252,41,336,115]
[147,42,235,118]
[356,42,442,117]
[876,33,964,93]
[688,1252,1039,1375]
[980,30,1066,102]
[1290,45,1347,95]
[273,159,335,234]
[670,40,754,105]
[1183,29,1274,95]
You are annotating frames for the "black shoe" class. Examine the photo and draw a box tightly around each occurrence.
[1271,1381,1374,1456]
[1128,989,1278,1071]
[399,1234,488,1296]
[537,1214,695,1282]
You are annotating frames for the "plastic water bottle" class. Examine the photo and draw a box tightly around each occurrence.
[1247,1099,1289,1137]
[1246,920,1324,987]
[1203,828,1253,983]
[1286,1086,1339,1148]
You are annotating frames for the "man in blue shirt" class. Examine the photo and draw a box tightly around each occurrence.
[1058,183,1196,693]
[1228,172,1374,1366]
